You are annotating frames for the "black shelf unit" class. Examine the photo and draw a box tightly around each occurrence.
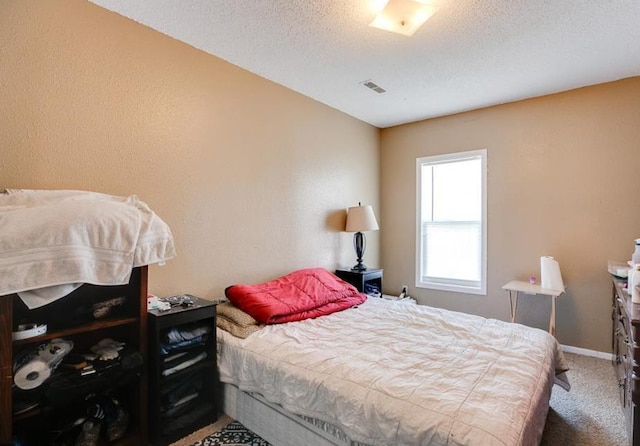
[148,296,218,445]
[1,266,149,446]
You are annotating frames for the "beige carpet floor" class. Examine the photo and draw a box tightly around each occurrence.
[173,352,628,445]
[541,352,627,446]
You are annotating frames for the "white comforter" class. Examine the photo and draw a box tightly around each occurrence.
[218,297,568,446]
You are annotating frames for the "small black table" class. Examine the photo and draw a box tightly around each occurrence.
[335,268,383,294]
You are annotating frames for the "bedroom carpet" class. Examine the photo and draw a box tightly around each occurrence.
[173,352,627,446]
[540,352,627,446]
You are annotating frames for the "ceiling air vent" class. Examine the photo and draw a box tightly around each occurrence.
[361,80,386,94]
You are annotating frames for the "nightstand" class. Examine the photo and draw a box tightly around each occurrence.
[335,268,383,295]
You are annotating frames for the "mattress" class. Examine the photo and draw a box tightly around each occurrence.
[217,297,568,446]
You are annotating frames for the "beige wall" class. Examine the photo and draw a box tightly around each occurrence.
[3,0,638,354]
[0,0,380,299]
[381,77,640,352]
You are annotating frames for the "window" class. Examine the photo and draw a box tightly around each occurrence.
[416,149,487,295]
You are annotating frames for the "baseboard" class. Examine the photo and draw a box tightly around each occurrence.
[561,344,613,361]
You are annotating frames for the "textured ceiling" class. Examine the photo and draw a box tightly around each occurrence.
[89,0,640,128]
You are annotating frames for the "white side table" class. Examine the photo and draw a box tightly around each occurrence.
[501,280,565,336]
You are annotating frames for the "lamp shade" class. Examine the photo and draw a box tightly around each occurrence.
[345,205,379,232]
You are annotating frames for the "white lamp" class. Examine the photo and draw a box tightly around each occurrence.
[345,203,379,271]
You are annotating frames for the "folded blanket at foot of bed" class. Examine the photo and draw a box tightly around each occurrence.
[225,268,366,324]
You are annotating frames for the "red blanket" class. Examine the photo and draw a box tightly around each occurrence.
[225,268,366,324]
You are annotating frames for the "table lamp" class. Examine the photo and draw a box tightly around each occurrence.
[345,203,379,271]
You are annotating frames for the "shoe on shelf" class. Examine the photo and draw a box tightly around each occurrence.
[75,420,101,446]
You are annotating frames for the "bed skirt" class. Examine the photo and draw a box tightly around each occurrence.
[221,382,369,446]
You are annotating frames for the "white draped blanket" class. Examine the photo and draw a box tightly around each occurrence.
[218,297,568,446]
[0,189,176,308]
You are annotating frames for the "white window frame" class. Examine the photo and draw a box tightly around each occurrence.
[415,149,487,295]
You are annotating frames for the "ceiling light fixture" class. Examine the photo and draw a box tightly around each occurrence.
[369,0,438,36]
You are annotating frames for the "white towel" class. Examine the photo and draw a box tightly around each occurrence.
[0,189,176,308]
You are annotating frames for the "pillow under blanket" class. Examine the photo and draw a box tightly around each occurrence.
[225,268,366,324]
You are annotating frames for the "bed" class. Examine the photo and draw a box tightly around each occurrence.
[217,268,569,446]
